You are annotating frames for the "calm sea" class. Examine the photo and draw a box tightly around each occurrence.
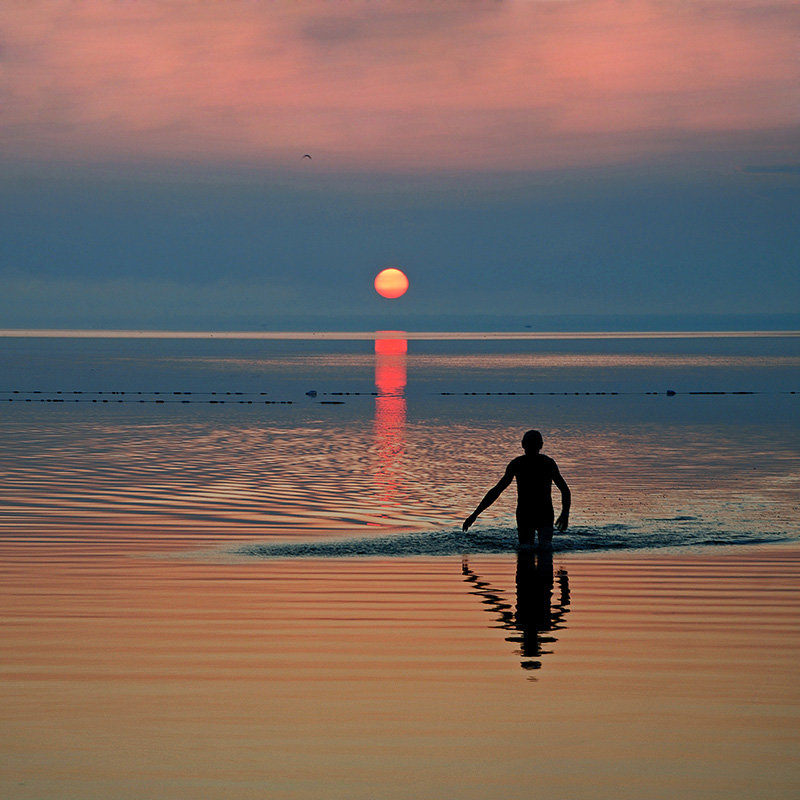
[1,331,799,799]
[1,331,798,552]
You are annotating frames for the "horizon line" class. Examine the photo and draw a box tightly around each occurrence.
[1,329,799,341]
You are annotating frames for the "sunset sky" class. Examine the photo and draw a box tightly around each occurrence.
[1,0,798,330]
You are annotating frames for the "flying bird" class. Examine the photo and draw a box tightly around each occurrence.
[302,154,312,160]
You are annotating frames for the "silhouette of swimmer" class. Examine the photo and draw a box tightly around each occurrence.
[463,429,571,548]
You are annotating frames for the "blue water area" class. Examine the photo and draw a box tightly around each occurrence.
[240,523,794,559]
[1,332,797,547]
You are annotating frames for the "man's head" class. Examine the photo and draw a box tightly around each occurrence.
[521,429,543,453]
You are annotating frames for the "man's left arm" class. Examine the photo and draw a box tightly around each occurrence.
[552,462,571,532]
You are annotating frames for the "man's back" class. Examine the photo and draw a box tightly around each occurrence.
[509,453,558,523]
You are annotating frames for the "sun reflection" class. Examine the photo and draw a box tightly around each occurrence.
[374,333,407,505]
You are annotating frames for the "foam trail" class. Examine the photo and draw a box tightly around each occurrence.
[240,523,793,559]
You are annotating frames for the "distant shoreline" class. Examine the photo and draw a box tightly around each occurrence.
[2,329,799,340]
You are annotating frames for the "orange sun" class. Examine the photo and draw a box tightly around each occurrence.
[374,268,409,299]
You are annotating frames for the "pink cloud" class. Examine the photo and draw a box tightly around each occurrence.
[1,0,798,170]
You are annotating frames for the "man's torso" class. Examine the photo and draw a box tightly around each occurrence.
[510,453,556,524]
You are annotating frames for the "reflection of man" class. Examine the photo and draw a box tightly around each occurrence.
[463,430,571,549]
[462,551,570,673]
[514,548,555,666]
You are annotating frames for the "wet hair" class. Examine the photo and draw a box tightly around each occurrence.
[521,429,543,452]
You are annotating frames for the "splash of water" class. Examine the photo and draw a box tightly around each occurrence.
[240,522,793,559]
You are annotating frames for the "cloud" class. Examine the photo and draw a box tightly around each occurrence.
[0,1,798,170]
[297,4,497,47]
[0,274,297,328]
[741,164,800,175]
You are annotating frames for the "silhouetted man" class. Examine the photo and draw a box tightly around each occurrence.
[463,429,570,548]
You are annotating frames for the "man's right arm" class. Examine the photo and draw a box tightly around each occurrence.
[463,463,515,531]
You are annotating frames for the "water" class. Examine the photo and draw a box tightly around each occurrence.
[240,523,791,558]
[1,331,798,550]
[1,331,799,799]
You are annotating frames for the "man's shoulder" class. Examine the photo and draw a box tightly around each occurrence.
[509,454,556,470]
[541,454,560,472]
[520,453,558,474]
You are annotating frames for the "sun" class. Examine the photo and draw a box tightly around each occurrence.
[374,268,409,299]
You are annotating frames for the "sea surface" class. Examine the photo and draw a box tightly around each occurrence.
[1,331,799,798]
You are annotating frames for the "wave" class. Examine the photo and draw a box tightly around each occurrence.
[240,523,794,559]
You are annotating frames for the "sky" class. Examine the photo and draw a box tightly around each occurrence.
[1,0,799,331]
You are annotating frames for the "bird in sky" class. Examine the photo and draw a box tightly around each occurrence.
[302,154,312,160]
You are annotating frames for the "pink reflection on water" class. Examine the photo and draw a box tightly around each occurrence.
[374,334,407,504]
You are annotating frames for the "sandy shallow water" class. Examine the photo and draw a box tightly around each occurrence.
[2,534,799,800]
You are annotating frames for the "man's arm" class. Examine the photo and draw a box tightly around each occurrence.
[553,463,571,532]
[463,464,514,531]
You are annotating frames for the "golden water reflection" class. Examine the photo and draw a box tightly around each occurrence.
[374,334,407,505]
